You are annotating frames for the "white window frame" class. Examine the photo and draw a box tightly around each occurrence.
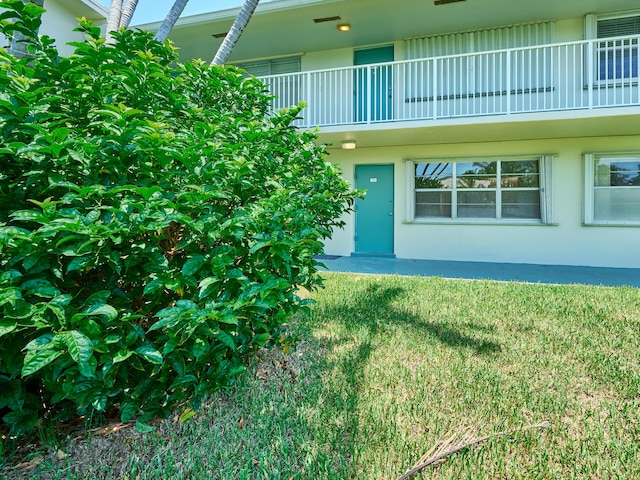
[235,55,302,77]
[235,55,303,115]
[584,152,640,226]
[585,11,640,84]
[406,155,553,224]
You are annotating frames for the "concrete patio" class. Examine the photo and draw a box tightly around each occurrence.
[319,256,640,288]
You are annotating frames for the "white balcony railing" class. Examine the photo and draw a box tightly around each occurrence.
[260,34,640,128]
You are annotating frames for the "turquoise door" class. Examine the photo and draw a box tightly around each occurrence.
[354,46,394,122]
[354,165,394,255]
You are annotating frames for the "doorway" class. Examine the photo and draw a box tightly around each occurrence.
[354,45,394,122]
[354,164,395,255]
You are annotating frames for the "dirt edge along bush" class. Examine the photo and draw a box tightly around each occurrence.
[0,0,357,433]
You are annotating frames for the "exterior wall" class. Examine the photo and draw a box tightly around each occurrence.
[302,47,354,71]
[554,18,584,43]
[299,18,585,73]
[0,0,105,57]
[301,41,405,72]
[39,0,90,56]
[323,134,640,268]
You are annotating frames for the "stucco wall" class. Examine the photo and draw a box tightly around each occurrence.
[554,18,584,43]
[322,135,640,268]
[299,17,588,74]
[302,47,353,71]
[40,0,105,56]
[1,0,104,57]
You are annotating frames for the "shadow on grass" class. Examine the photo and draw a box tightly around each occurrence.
[315,281,502,356]
[415,320,502,355]
[297,279,503,475]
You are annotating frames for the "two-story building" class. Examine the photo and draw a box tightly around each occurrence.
[99,1,640,268]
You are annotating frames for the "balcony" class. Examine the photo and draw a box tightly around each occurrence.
[259,34,640,129]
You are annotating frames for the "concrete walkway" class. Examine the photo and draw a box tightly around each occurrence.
[319,256,640,288]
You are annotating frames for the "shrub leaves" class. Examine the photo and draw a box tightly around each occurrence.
[0,0,357,433]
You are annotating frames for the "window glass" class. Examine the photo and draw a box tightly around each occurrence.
[501,160,540,188]
[592,156,640,222]
[415,162,453,189]
[595,159,640,186]
[594,189,640,221]
[456,162,497,189]
[596,15,640,81]
[413,157,541,221]
[458,191,496,218]
[597,41,639,80]
[502,191,541,219]
[415,191,452,218]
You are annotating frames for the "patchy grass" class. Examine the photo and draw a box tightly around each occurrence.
[3,273,640,479]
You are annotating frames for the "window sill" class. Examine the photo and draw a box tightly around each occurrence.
[585,80,639,89]
[583,221,640,227]
[405,219,556,226]
[406,86,554,103]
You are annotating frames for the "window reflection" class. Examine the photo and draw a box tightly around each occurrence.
[593,156,640,222]
[595,158,640,187]
[414,158,541,220]
[457,162,497,189]
[415,163,453,189]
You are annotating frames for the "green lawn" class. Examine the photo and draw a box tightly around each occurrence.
[4,272,640,479]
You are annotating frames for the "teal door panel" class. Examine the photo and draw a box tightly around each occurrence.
[354,165,394,254]
[354,46,394,122]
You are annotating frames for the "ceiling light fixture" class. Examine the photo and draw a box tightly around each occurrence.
[341,140,356,150]
[337,23,351,32]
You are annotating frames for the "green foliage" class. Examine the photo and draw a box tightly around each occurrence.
[0,1,356,433]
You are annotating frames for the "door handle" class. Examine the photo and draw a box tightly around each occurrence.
[388,212,393,216]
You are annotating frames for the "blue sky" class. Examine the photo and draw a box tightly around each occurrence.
[97,0,246,24]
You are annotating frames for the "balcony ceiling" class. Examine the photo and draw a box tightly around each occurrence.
[316,108,640,150]
[140,0,640,63]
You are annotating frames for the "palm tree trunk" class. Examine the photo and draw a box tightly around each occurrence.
[154,0,190,43]
[211,0,260,65]
[9,0,45,58]
[119,0,139,29]
[105,0,123,44]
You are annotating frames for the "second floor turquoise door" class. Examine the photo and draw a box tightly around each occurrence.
[354,46,394,122]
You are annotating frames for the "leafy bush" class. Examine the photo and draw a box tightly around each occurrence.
[0,0,356,433]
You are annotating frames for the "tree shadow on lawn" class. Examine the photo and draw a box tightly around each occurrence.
[302,279,503,474]
[314,280,502,359]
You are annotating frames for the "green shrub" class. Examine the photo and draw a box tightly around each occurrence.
[0,0,356,433]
